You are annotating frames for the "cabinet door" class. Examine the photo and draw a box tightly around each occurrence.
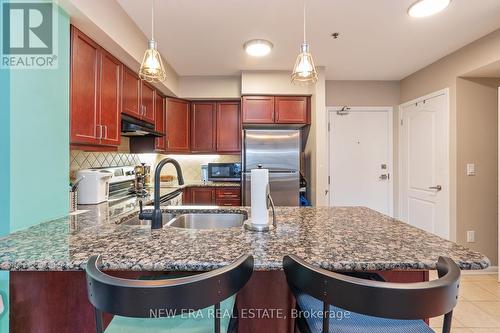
[191,102,216,153]
[182,188,191,205]
[98,50,121,146]
[166,98,190,152]
[70,27,100,145]
[275,96,309,124]
[141,82,155,124]
[122,67,141,118]
[190,188,215,205]
[155,93,166,151]
[242,96,275,124]
[216,102,241,152]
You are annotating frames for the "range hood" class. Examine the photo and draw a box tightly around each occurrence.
[121,114,163,137]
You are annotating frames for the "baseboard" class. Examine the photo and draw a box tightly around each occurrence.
[462,266,498,275]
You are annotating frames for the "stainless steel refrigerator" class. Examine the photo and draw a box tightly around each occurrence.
[242,129,300,206]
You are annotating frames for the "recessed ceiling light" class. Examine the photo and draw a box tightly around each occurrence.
[408,0,451,18]
[244,39,273,57]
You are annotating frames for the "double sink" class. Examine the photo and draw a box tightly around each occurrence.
[122,212,246,230]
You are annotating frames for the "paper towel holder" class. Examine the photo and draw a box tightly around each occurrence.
[244,216,275,232]
[244,192,276,232]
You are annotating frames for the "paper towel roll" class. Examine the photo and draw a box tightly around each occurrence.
[251,168,269,225]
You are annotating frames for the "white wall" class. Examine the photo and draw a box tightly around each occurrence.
[241,71,311,95]
[179,76,240,99]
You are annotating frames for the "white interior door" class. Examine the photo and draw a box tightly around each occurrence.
[399,90,449,239]
[328,107,393,216]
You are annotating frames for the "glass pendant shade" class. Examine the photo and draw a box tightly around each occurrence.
[291,43,318,85]
[139,40,166,83]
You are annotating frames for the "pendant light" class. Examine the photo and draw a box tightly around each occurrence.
[139,0,167,83]
[291,0,318,85]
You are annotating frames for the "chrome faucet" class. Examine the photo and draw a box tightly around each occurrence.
[139,158,184,229]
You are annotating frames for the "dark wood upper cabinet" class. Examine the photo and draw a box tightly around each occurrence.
[141,82,155,124]
[216,102,241,153]
[191,102,216,153]
[155,92,166,152]
[70,26,120,148]
[275,96,309,124]
[98,50,122,146]
[166,98,190,152]
[242,96,275,123]
[242,95,310,125]
[70,27,100,146]
[122,67,141,119]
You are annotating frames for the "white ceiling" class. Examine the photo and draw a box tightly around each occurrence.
[117,0,500,80]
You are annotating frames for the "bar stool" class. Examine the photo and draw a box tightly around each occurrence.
[86,254,254,333]
[283,255,460,333]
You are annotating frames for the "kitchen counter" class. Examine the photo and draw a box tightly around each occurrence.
[0,206,489,272]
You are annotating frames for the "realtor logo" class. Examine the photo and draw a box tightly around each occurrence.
[1,1,58,69]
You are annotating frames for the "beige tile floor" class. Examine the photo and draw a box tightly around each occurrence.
[429,272,500,332]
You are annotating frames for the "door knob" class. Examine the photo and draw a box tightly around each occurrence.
[429,185,442,191]
[379,174,389,180]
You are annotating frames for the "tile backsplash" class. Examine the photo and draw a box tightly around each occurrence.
[159,154,240,181]
[70,150,240,182]
[70,150,142,171]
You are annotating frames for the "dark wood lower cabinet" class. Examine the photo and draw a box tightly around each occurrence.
[183,186,241,206]
[10,270,429,333]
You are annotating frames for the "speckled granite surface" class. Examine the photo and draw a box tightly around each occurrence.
[0,206,489,272]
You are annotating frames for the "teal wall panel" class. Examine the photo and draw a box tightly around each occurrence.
[0,2,70,332]
[0,56,11,333]
[9,5,70,232]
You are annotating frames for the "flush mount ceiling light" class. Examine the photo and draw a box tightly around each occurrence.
[139,0,167,83]
[408,0,452,18]
[291,0,318,85]
[244,39,273,57]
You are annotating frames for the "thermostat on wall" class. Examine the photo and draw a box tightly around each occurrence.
[466,163,476,176]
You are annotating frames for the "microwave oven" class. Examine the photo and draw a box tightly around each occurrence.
[207,163,241,182]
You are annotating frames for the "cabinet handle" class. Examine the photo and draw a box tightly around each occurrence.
[104,125,108,139]
[97,125,102,140]
[166,139,170,148]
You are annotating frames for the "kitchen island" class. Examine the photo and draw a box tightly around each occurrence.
[0,205,489,332]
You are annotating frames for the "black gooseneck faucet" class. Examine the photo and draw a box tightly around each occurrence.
[139,158,184,229]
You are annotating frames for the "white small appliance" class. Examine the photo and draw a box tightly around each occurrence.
[76,169,113,204]
[201,165,208,182]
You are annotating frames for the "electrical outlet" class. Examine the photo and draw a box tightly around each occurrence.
[467,231,475,243]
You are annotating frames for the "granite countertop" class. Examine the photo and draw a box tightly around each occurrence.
[0,206,489,272]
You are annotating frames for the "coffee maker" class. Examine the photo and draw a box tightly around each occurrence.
[134,163,151,196]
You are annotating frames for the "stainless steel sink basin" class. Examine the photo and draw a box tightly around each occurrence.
[120,213,175,226]
[166,213,245,230]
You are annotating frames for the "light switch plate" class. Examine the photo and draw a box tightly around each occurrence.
[466,163,476,176]
[467,230,475,243]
